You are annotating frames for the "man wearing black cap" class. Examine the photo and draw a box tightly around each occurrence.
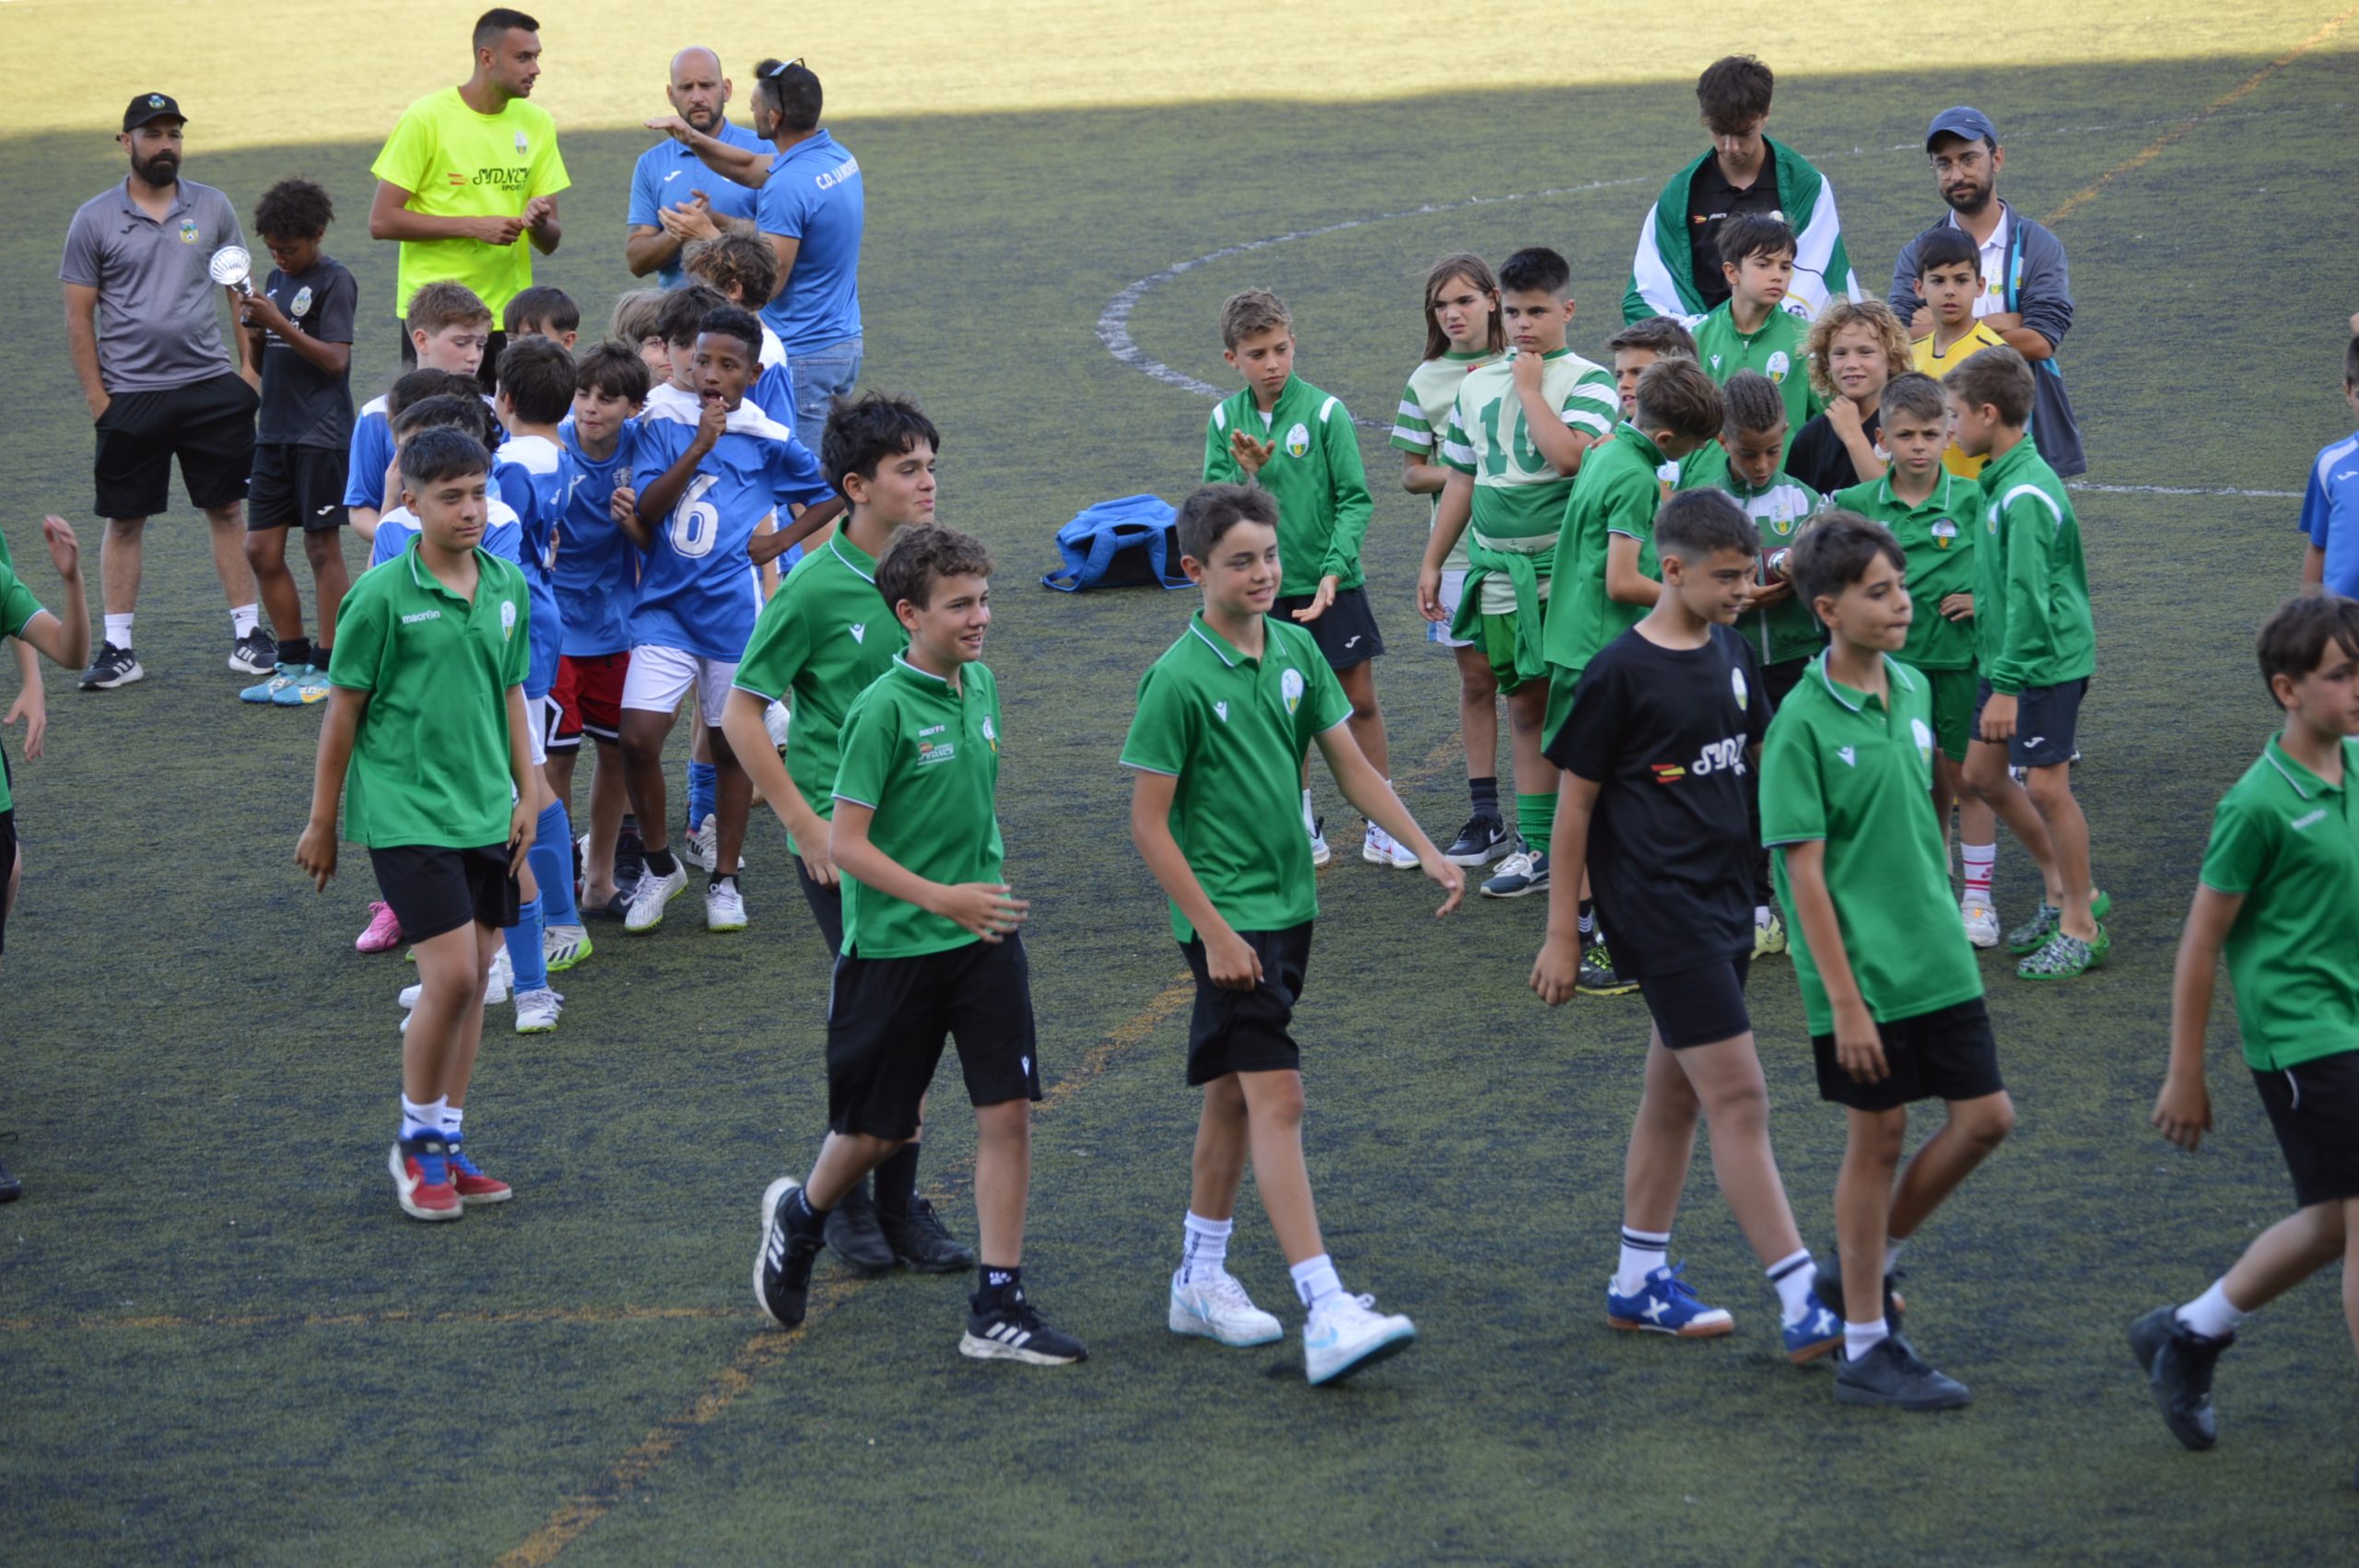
[60,93,269,691]
[1887,107,2085,477]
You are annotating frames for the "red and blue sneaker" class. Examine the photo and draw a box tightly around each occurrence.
[1607,1261,1733,1338]
[388,1134,462,1222]
[446,1135,511,1205]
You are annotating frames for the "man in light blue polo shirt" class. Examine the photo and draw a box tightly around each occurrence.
[624,47,767,289]
[647,58,863,444]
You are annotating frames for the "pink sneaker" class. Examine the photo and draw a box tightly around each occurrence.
[356,900,404,954]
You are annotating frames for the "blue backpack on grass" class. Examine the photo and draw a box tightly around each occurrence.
[1040,494,1189,591]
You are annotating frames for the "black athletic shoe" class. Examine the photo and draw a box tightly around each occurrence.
[0,1133,21,1203]
[78,641,144,691]
[824,1182,897,1274]
[878,1197,978,1272]
[229,627,277,675]
[960,1285,1088,1364]
[1834,1335,1970,1410]
[1814,1250,1908,1324]
[1576,938,1639,997]
[616,815,648,891]
[2128,1305,2228,1451]
[1443,813,1511,867]
[753,1177,827,1328]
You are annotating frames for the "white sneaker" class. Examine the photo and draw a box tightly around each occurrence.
[513,988,564,1034]
[763,699,792,750]
[396,947,513,1018]
[1961,897,2001,949]
[1308,819,1332,868]
[1304,1293,1417,1386]
[1360,822,1418,868]
[706,879,748,932]
[545,923,591,972]
[685,813,718,872]
[625,862,688,932]
[1168,1270,1285,1347]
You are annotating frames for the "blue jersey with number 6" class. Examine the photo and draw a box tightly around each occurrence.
[627,406,828,661]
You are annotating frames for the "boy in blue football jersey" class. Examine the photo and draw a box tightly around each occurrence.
[344,283,493,542]
[684,234,798,436]
[554,343,649,918]
[615,305,839,935]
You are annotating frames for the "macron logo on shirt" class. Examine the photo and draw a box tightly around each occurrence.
[849,623,866,643]
[401,610,442,625]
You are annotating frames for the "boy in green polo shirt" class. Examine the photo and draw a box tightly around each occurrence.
[1691,214,1825,442]
[751,526,1083,1367]
[2130,593,2359,1464]
[1416,247,1618,891]
[298,427,535,1223]
[1125,483,1461,1386]
[724,392,974,1279]
[1203,289,1392,870]
[1833,371,2004,946]
[1539,358,1723,986]
[1949,347,2109,980]
[1762,513,2014,1411]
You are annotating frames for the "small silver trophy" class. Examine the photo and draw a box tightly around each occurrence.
[209,244,254,297]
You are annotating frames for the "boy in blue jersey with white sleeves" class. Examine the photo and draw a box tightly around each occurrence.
[613,305,839,936]
[344,283,494,541]
[554,343,649,919]
[492,338,587,1006]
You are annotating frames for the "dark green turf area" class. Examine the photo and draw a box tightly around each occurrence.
[5,44,2358,1565]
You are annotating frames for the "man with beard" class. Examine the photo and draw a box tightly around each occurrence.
[625,48,768,289]
[61,92,268,690]
[1887,108,2084,478]
[368,7,569,392]
[646,60,864,445]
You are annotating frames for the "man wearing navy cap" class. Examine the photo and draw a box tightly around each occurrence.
[1887,107,2085,476]
[61,92,267,690]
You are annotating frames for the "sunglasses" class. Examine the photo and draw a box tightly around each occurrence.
[759,57,806,78]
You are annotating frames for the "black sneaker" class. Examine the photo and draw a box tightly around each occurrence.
[1813,1250,1907,1325]
[2128,1305,2228,1451]
[824,1182,896,1274]
[1443,813,1511,867]
[1834,1335,1970,1410]
[1576,938,1639,997]
[0,1132,20,1203]
[616,815,648,892]
[753,1176,827,1328]
[229,626,277,675]
[960,1284,1088,1364]
[878,1197,978,1272]
[79,641,144,691]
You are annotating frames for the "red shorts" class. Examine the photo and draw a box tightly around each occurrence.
[552,652,630,747]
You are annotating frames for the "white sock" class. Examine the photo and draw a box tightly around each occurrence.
[1961,842,1996,905]
[440,1104,465,1138]
[400,1095,446,1140]
[104,613,134,650]
[1301,787,1318,834]
[1766,1247,1818,1326]
[231,603,259,637]
[1615,1228,1670,1295]
[1844,1316,1890,1361]
[1179,1211,1232,1285]
[1755,904,1773,927]
[1289,1253,1344,1311]
[2176,1278,2247,1340]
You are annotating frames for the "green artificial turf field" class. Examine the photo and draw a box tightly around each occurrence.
[3,5,2356,1562]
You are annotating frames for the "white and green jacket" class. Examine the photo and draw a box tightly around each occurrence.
[1623,139,1860,324]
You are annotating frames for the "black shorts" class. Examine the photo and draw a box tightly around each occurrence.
[1973,677,2087,769]
[1813,997,2005,1111]
[1181,923,1312,1085]
[2253,1054,2359,1208]
[1273,586,1384,671]
[0,806,17,957]
[795,854,845,958]
[368,844,521,944]
[1636,952,1753,1048]
[400,324,506,393]
[92,371,259,521]
[248,442,351,532]
[826,936,1042,1140]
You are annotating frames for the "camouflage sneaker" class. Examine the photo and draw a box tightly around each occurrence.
[2017,924,2106,981]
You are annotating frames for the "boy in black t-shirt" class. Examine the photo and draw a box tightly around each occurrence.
[1532,488,1837,1363]
[238,179,358,708]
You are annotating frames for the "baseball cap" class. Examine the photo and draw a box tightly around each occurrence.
[1925,106,1997,149]
[123,92,186,132]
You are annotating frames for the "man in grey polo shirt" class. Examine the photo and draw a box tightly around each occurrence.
[61,92,269,690]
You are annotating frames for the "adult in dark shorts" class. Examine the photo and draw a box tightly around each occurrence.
[62,92,268,689]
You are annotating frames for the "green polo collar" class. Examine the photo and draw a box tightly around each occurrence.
[1810,649,1920,714]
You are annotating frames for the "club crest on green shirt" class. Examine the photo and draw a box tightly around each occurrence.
[1281,667,1304,715]
[1932,519,1958,549]
[1285,422,1309,459]
[500,600,517,640]
[1766,351,1790,385]
[1912,718,1934,764]
[982,714,997,752]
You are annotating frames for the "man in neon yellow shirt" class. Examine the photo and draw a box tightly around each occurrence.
[368,7,569,390]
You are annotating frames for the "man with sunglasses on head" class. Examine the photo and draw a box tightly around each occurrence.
[646,58,864,447]
[1885,107,2083,477]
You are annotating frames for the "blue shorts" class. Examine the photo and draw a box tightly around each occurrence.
[1974,677,2086,768]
